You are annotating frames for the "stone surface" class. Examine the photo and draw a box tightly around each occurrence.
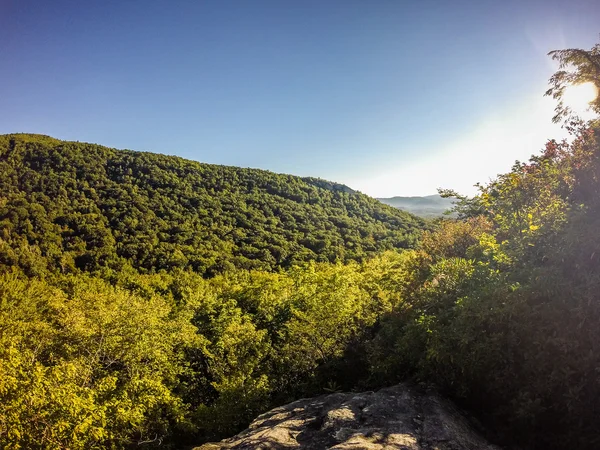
[193,384,501,450]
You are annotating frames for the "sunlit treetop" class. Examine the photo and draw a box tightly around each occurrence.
[561,82,598,117]
[546,42,600,125]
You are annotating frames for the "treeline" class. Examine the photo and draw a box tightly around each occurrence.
[0,134,425,448]
[0,134,424,277]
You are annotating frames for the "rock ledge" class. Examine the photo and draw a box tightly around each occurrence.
[194,384,501,449]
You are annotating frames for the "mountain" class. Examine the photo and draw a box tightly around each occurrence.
[0,134,426,276]
[377,194,455,217]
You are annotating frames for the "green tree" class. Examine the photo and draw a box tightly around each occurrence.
[0,273,200,449]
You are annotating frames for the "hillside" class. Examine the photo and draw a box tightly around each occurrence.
[0,134,425,276]
[377,194,455,217]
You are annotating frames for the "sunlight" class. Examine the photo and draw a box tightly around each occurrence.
[562,81,598,115]
[350,94,566,197]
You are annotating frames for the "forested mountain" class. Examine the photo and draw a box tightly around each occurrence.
[3,119,600,449]
[0,134,425,277]
[0,134,428,447]
[377,194,455,217]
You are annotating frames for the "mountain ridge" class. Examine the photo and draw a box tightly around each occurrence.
[0,133,426,276]
[377,194,455,217]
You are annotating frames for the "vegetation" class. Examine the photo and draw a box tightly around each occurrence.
[0,134,424,448]
[0,134,424,278]
[369,42,600,449]
[546,42,600,124]
[1,42,600,449]
[0,256,410,448]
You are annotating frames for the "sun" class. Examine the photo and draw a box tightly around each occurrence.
[562,82,598,115]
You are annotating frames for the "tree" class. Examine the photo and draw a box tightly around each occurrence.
[546,42,600,125]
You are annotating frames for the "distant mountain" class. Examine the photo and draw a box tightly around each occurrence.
[376,194,455,218]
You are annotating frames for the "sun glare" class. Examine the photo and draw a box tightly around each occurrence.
[562,82,598,115]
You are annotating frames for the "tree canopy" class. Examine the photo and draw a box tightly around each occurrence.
[0,134,425,277]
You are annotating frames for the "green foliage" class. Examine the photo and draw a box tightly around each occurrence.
[0,133,428,448]
[0,134,424,277]
[186,255,408,439]
[438,188,486,219]
[0,273,199,449]
[4,41,600,449]
[369,121,600,449]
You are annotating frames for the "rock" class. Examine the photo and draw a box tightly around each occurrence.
[193,384,501,450]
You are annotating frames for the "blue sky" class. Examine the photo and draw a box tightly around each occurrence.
[1,0,598,196]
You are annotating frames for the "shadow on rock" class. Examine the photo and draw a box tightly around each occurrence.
[193,384,501,449]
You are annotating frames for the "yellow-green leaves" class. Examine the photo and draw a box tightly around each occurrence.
[0,274,198,449]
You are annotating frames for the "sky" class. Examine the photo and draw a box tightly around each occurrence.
[0,0,599,196]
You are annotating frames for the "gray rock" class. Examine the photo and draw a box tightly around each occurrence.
[193,384,501,450]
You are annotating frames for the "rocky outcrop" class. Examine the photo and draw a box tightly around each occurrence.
[194,384,501,449]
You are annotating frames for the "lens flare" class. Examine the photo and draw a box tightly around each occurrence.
[562,82,598,115]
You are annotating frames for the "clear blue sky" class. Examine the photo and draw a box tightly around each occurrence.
[1,0,598,195]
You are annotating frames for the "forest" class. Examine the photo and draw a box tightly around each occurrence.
[1,43,600,449]
[0,133,424,276]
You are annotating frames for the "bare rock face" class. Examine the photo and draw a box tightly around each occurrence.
[193,384,501,450]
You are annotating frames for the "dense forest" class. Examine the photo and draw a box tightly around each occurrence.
[0,133,425,277]
[2,43,600,449]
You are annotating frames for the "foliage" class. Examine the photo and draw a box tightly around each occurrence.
[0,134,425,277]
[368,121,600,449]
[186,254,410,439]
[0,133,427,447]
[438,188,486,219]
[0,250,415,447]
[0,273,199,449]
